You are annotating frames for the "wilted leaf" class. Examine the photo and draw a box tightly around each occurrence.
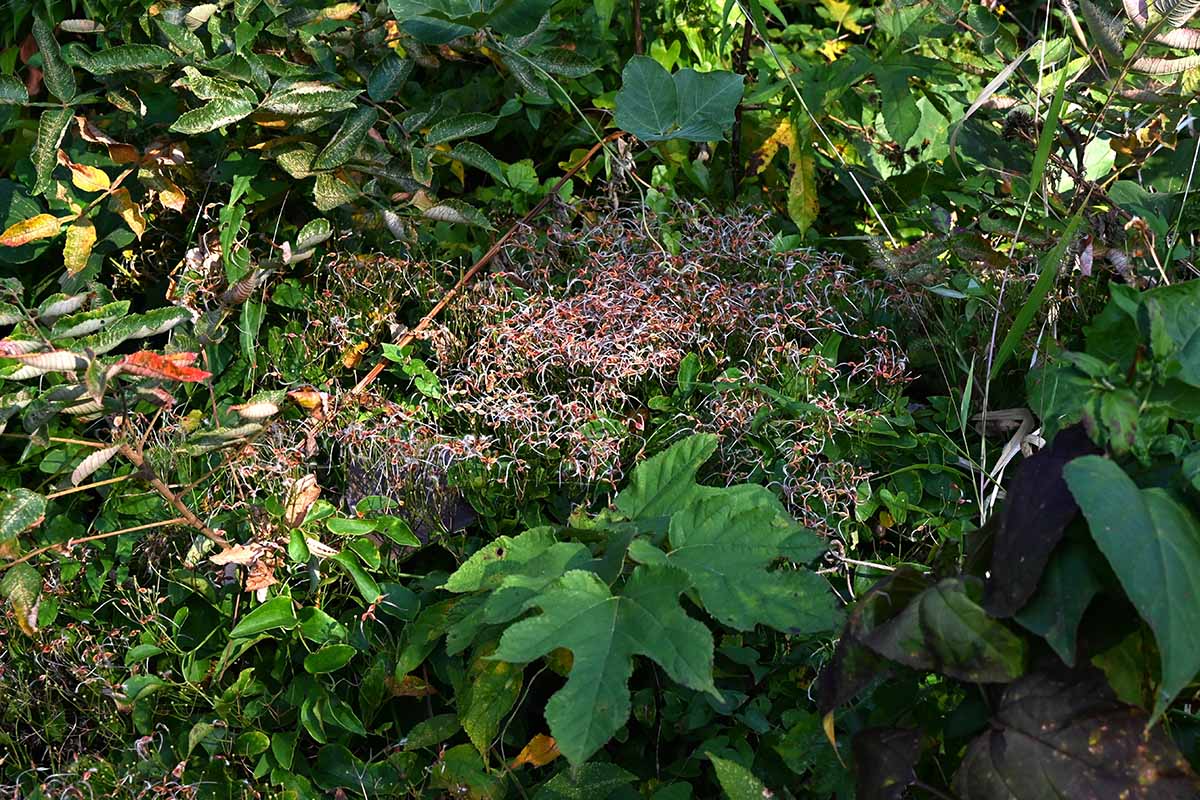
[63,215,96,275]
[1,214,62,247]
[108,188,146,239]
[787,147,819,235]
[114,351,211,383]
[57,152,110,193]
[954,670,1200,799]
[511,734,560,768]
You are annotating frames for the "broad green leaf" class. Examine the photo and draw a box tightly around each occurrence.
[450,142,507,185]
[75,45,176,75]
[526,49,597,78]
[330,551,381,602]
[491,566,718,765]
[33,15,76,103]
[404,713,460,749]
[233,730,270,757]
[613,433,718,526]
[368,54,413,102]
[532,763,637,800]
[326,517,377,535]
[709,755,771,800]
[1141,280,1200,387]
[171,98,255,134]
[0,562,42,636]
[423,199,492,229]
[428,744,505,798]
[314,172,358,211]
[312,107,378,170]
[614,56,743,142]
[294,218,332,251]
[0,77,28,105]
[426,113,498,145]
[862,577,1027,682]
[32,108,73,196]
[1065,455,1200,723]
[876,68,919,147]
[634,487,838,634]
[304,644,357,673]
[1014,541,1102,667]
[459,644,524,754]
[230,595,297,637]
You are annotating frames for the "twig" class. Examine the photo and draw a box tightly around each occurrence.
[730,20,754,198]
[349,131,627,398]
[119,444,230,547]
[0,517,186,572]
[0,433,108,448]
[631,0,644,55]
[46,473,130,500]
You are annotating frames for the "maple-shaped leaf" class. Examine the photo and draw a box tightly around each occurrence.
[629,486,840,635]
[490,565,718,765]
[114,351,211,383]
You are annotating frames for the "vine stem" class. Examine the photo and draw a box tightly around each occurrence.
[46,473,129,499]
[349,131,627,398]
[119,444,230,548]
[0,517,186,572]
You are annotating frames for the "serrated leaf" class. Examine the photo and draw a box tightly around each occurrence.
[32,108,73,196]
[171,98,255,134]
[1,215,63,247]
[0,77,28,105]
[614,433,719,527]
[450,142,507,185]
[423,199,492,228]
[0,488,47,539]
[33,15,76,102]
[425,113,498,145]
[76,44,176,75]
[491,565,717,765]
[0,562,42,637]
[1065,455,1200,724]
[63,215,96,275]
[633,486,839,634]
[312,107,378,171]
[368,54,413,102]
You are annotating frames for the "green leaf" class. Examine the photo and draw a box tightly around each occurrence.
[404,713,460,749]
[294,218,332,252]
[312,107,378,171]
[423,199,493,229]
[326,517,377,535]
[171,98,255,134]
[491,565,717,765]
[0,488,47,538]
[33,15,76,103]
[614,433,718,527]
[526,49,597,78]
[230,595,297,637]
[459,644,524,754]
[533,763,637,800]
[449,142,507,185]
[426,113,499,145]
[368,54,413,102]
[32,108,73,196]
[330,551,381,602]
[614,56,743,142]
[1065,455,1200,723]
[0,77,28,105]
[0,562,42,636]
[633,487,838,634]
[75,45,176,75]
[313,172,358,211]
[304,644,357,673]
[1014,541,1102,666]
[876,68,919,147]
[862,577,1027,682]
[709,755,771,800]
[234,730,271,757]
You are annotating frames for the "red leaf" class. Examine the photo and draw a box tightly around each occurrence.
[117,351,211,383]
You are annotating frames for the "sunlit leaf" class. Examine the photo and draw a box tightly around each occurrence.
[63,215,97,275]
[1,214,63,247]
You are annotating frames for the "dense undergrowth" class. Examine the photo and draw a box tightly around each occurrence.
[2,0,1200,797]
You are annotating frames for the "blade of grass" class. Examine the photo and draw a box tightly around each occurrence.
[988,209,1086,381]
[1028,66,1070,198]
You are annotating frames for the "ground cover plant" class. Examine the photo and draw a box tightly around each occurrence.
[2,0,1200,797]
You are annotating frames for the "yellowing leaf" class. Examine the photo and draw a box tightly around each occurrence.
[58,151,112,193]
[319,2,359,19]
[787,148,820,235]
[820,0,863,33]
[510,734,561,768]
[158,179,186,212]
[64,216,97,275]
[819,39,850,61]
[1,214,63,247]
[109,188,146,239]
[752,117,793,175]
[341,340,369,368]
